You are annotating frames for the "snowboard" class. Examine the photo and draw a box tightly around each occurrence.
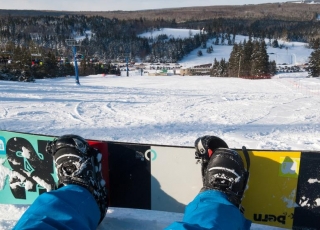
[0,130,320,229]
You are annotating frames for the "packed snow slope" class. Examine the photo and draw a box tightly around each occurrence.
[1,74,319,150]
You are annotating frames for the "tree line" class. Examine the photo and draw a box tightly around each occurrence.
[3,3,320,22]
[1,13,320,79]
[210,39,276,78]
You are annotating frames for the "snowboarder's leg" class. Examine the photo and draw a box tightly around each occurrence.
[14,185,100,230]
[14,134,108,229]
[46,134,108,223]
[166,136,251,230]
[166,190,251,230]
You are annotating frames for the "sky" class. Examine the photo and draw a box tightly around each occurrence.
[0,0,288,11]
[0,29,319,230]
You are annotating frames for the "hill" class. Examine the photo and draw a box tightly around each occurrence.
[1,2,320,22]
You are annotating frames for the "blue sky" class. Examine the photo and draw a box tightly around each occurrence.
[1,0,287,11]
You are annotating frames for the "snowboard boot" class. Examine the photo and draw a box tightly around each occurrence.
[46,134,108,224]
[194,135,229,185]
[201,148,249,209]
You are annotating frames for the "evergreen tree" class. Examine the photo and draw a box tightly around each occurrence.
[250,41,269,77]
[272,39,279,48]
[308,48,320,77]
[228,38,232,46]
[210,58,220,77]
[43,51,58,77]
[242,39,253,77]
[211,58,229,77]
[310,38,320,49]
[228,43,241,77]
[206,46,213,54]
[268,60,277,76]
[215,37,219,45]
[219,58,228,77]
[221,35,225,45]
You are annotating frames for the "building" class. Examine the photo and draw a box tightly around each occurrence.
[180,63,212,76]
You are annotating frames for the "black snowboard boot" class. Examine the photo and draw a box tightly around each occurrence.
[46,134,108,224]
[201,148,249,209]
[195,135,229,185]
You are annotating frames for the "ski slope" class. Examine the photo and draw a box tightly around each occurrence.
[139,28,313,68]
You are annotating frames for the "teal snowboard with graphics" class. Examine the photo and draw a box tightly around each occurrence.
[0,133,56,204]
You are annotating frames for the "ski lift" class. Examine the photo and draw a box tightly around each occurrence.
[56,48,66,64]
[29,33,42,66]
[30,46,42,66]
[77,43,88,60]
[76,53,84,60]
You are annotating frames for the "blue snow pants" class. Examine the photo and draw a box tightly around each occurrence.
[14,185,250,230]
[165,190,252,230]
[13,185,100,230]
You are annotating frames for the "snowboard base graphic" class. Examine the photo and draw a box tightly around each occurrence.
[0,130,319,229]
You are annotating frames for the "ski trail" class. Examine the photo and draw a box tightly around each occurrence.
[217,79,320,150]
[74,101,86,121]
[106,102,116,113]
[1,108,8,119]
[0,108,8,131]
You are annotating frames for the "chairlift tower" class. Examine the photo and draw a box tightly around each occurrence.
[66,39,81,85]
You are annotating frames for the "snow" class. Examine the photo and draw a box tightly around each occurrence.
[0,29,319,229]
[139,28,203,40]
[74,30,94,42]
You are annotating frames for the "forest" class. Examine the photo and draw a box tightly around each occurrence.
[1,2,320,80]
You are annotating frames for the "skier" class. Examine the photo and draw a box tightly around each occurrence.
[13,134,108,230]
[13,135,251,230]
[165,135,251,230]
